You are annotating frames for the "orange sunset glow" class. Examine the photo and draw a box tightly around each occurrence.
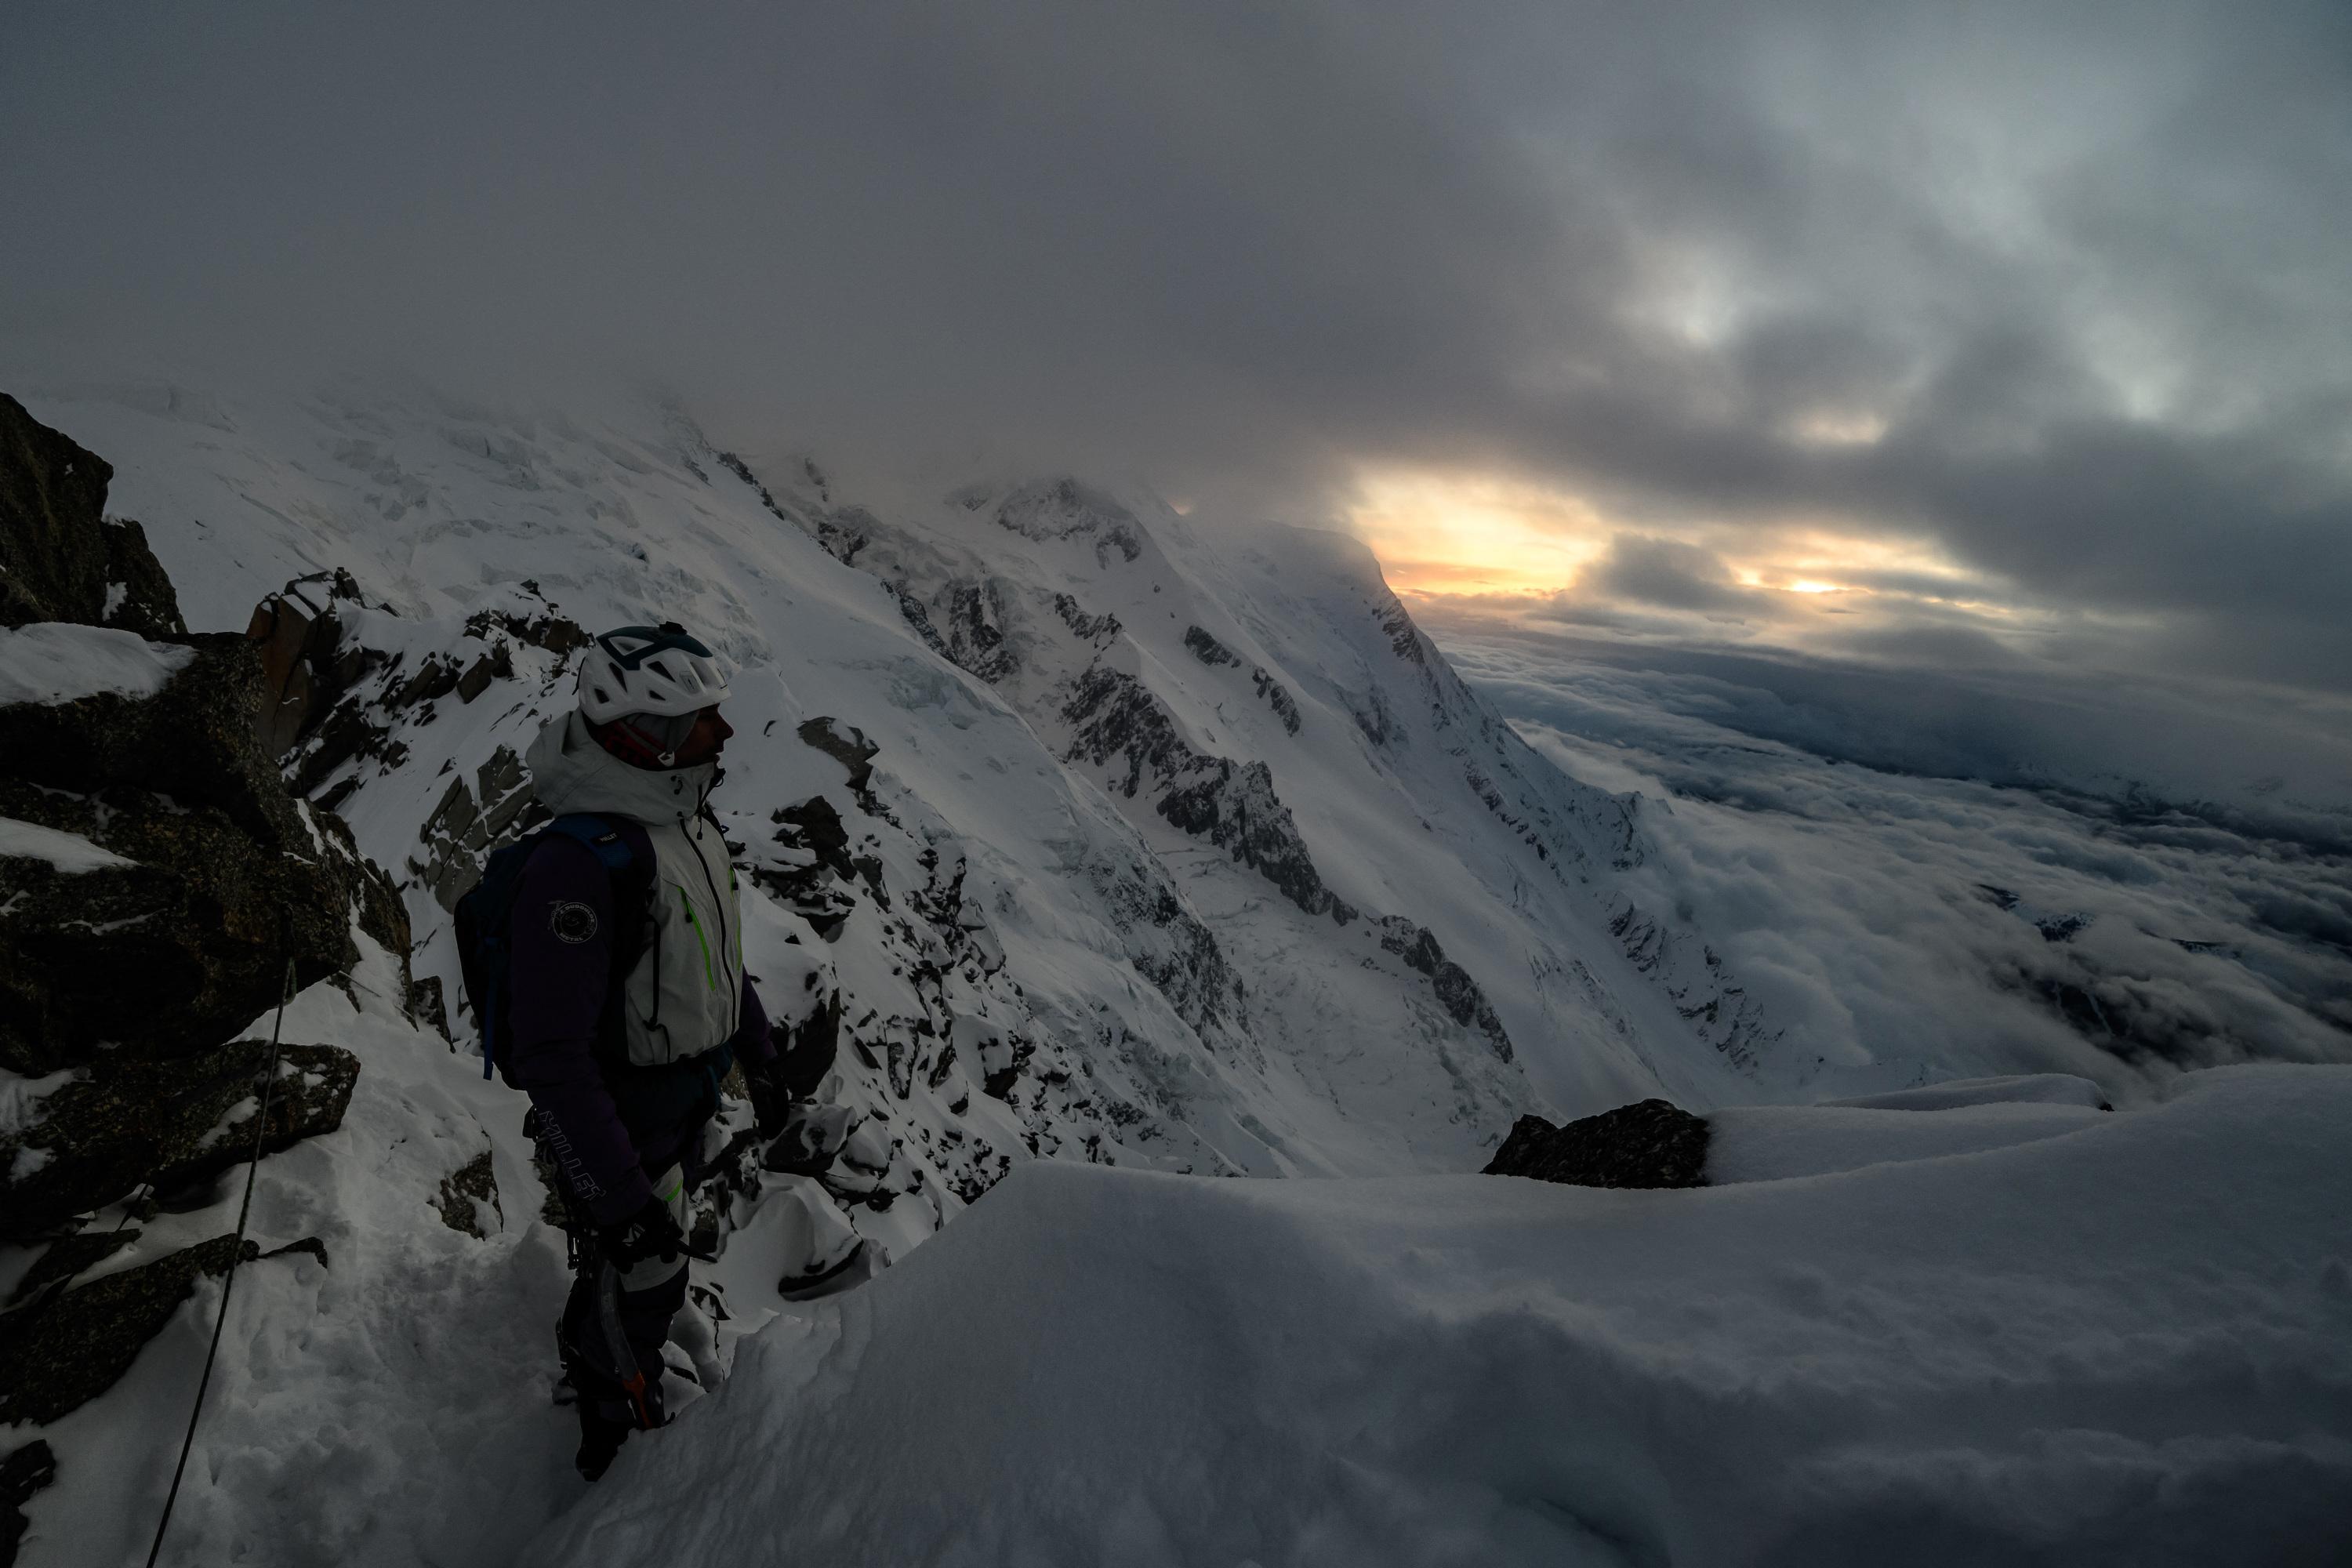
[1345,465,1986,616]
[1344,467,1612,597]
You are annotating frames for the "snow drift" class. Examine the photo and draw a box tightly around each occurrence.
[528,1065,2352,1567]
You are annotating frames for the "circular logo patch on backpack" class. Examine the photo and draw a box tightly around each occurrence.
[549,901,599,945]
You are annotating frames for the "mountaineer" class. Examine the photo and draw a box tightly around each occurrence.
[457,621,831,1479]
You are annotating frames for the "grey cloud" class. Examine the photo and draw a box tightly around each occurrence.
[4,1,2347,683]
[1423,606,2352,836]
[1583,534,1755,613]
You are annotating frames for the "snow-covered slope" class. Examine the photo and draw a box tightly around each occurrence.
[10,376,2345,1566]
[720,462,1787,1116]
[17,375,1781,1204]
[525,1065,2352,1567]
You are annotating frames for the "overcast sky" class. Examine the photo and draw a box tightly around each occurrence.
[7,2,2349,691]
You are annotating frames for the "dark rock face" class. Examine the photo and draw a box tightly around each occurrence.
[432,1150,502,1238]
[1052,593,1120,645]
[799,716,880,795]
[414,743,539,912]
[1,1439,57,1568]
[1,1043,360,1240]
[934,580,1021,684]
[1483,1099,1710,1189]
[2,1229,140,1311]
[1062,665,1359,926]
[0,396,389,1457]
[0,764,389,1074]
[1251,668,1303,735]
[1184,626,1305,735]
[0,394,183,639]
[1378,917,1512,1061]
[1183,625,1241,668]
[0,633,301,844]
[1374,593,1427,666]
[754,797,860,937]
[247,570,372,755]
[1158,756,1359,927]
[0,1232,325,1428]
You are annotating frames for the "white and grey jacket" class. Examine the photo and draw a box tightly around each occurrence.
[524,710,746,1067]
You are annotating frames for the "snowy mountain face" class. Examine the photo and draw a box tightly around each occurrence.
[0,375,1795,1559]
[8,379,2347,1566]
[22,379,1784,1214]
[742,468,1786,1117]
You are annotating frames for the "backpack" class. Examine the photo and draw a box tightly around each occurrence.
[455,814,651,1084]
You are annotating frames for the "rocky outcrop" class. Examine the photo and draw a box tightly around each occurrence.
[1251,668,1303,735]
[0,393,183,639]
[412,743,537,911]
[0,1232,322,1428]
[254,574,586,815]
[798,716,882,797]
[1184,626,1303,736]
[246,569,374,756]
[432,1150,503,1238]
[1083,853,1246,1038]
[1063,665,1358,925]
[1183,625,1240,668]
[934,580,1021,684]
[1,1043,360,1240]
[1483,1099,1709,1189]
[0,467,408,1073]
[0,707,396,1075]
[1607,903,1777,1072]
[0,395,392,1429]
[1,1439,56,1568]
[0,631,314,846]
[1377,917,1512,1061]
[755,797,860,937]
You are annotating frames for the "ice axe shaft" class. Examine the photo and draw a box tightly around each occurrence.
[595,1259,659,1431]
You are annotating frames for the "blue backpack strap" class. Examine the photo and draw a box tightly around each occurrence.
[543,813,639,876]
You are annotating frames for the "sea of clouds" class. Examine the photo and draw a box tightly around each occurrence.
[1425,608,2352,1102]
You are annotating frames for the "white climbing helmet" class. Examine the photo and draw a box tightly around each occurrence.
[576,622,732,724]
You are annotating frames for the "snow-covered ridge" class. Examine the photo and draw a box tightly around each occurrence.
[528,1064,2352,1567]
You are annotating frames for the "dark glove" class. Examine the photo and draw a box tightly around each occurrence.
[597,1195,685,1270]
[743,1058,789,1142]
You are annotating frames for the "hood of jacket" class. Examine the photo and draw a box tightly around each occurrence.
[524,710,718,826]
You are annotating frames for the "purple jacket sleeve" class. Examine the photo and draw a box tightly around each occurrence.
[507,836,652,1225]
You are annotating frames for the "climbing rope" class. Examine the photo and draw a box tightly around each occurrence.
[143,956,298,1568]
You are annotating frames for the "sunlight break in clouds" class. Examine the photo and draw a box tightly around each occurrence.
[1343,466,1612,597]
[1343,463,2064,662]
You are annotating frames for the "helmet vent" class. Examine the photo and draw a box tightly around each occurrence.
[648,658,673,681]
